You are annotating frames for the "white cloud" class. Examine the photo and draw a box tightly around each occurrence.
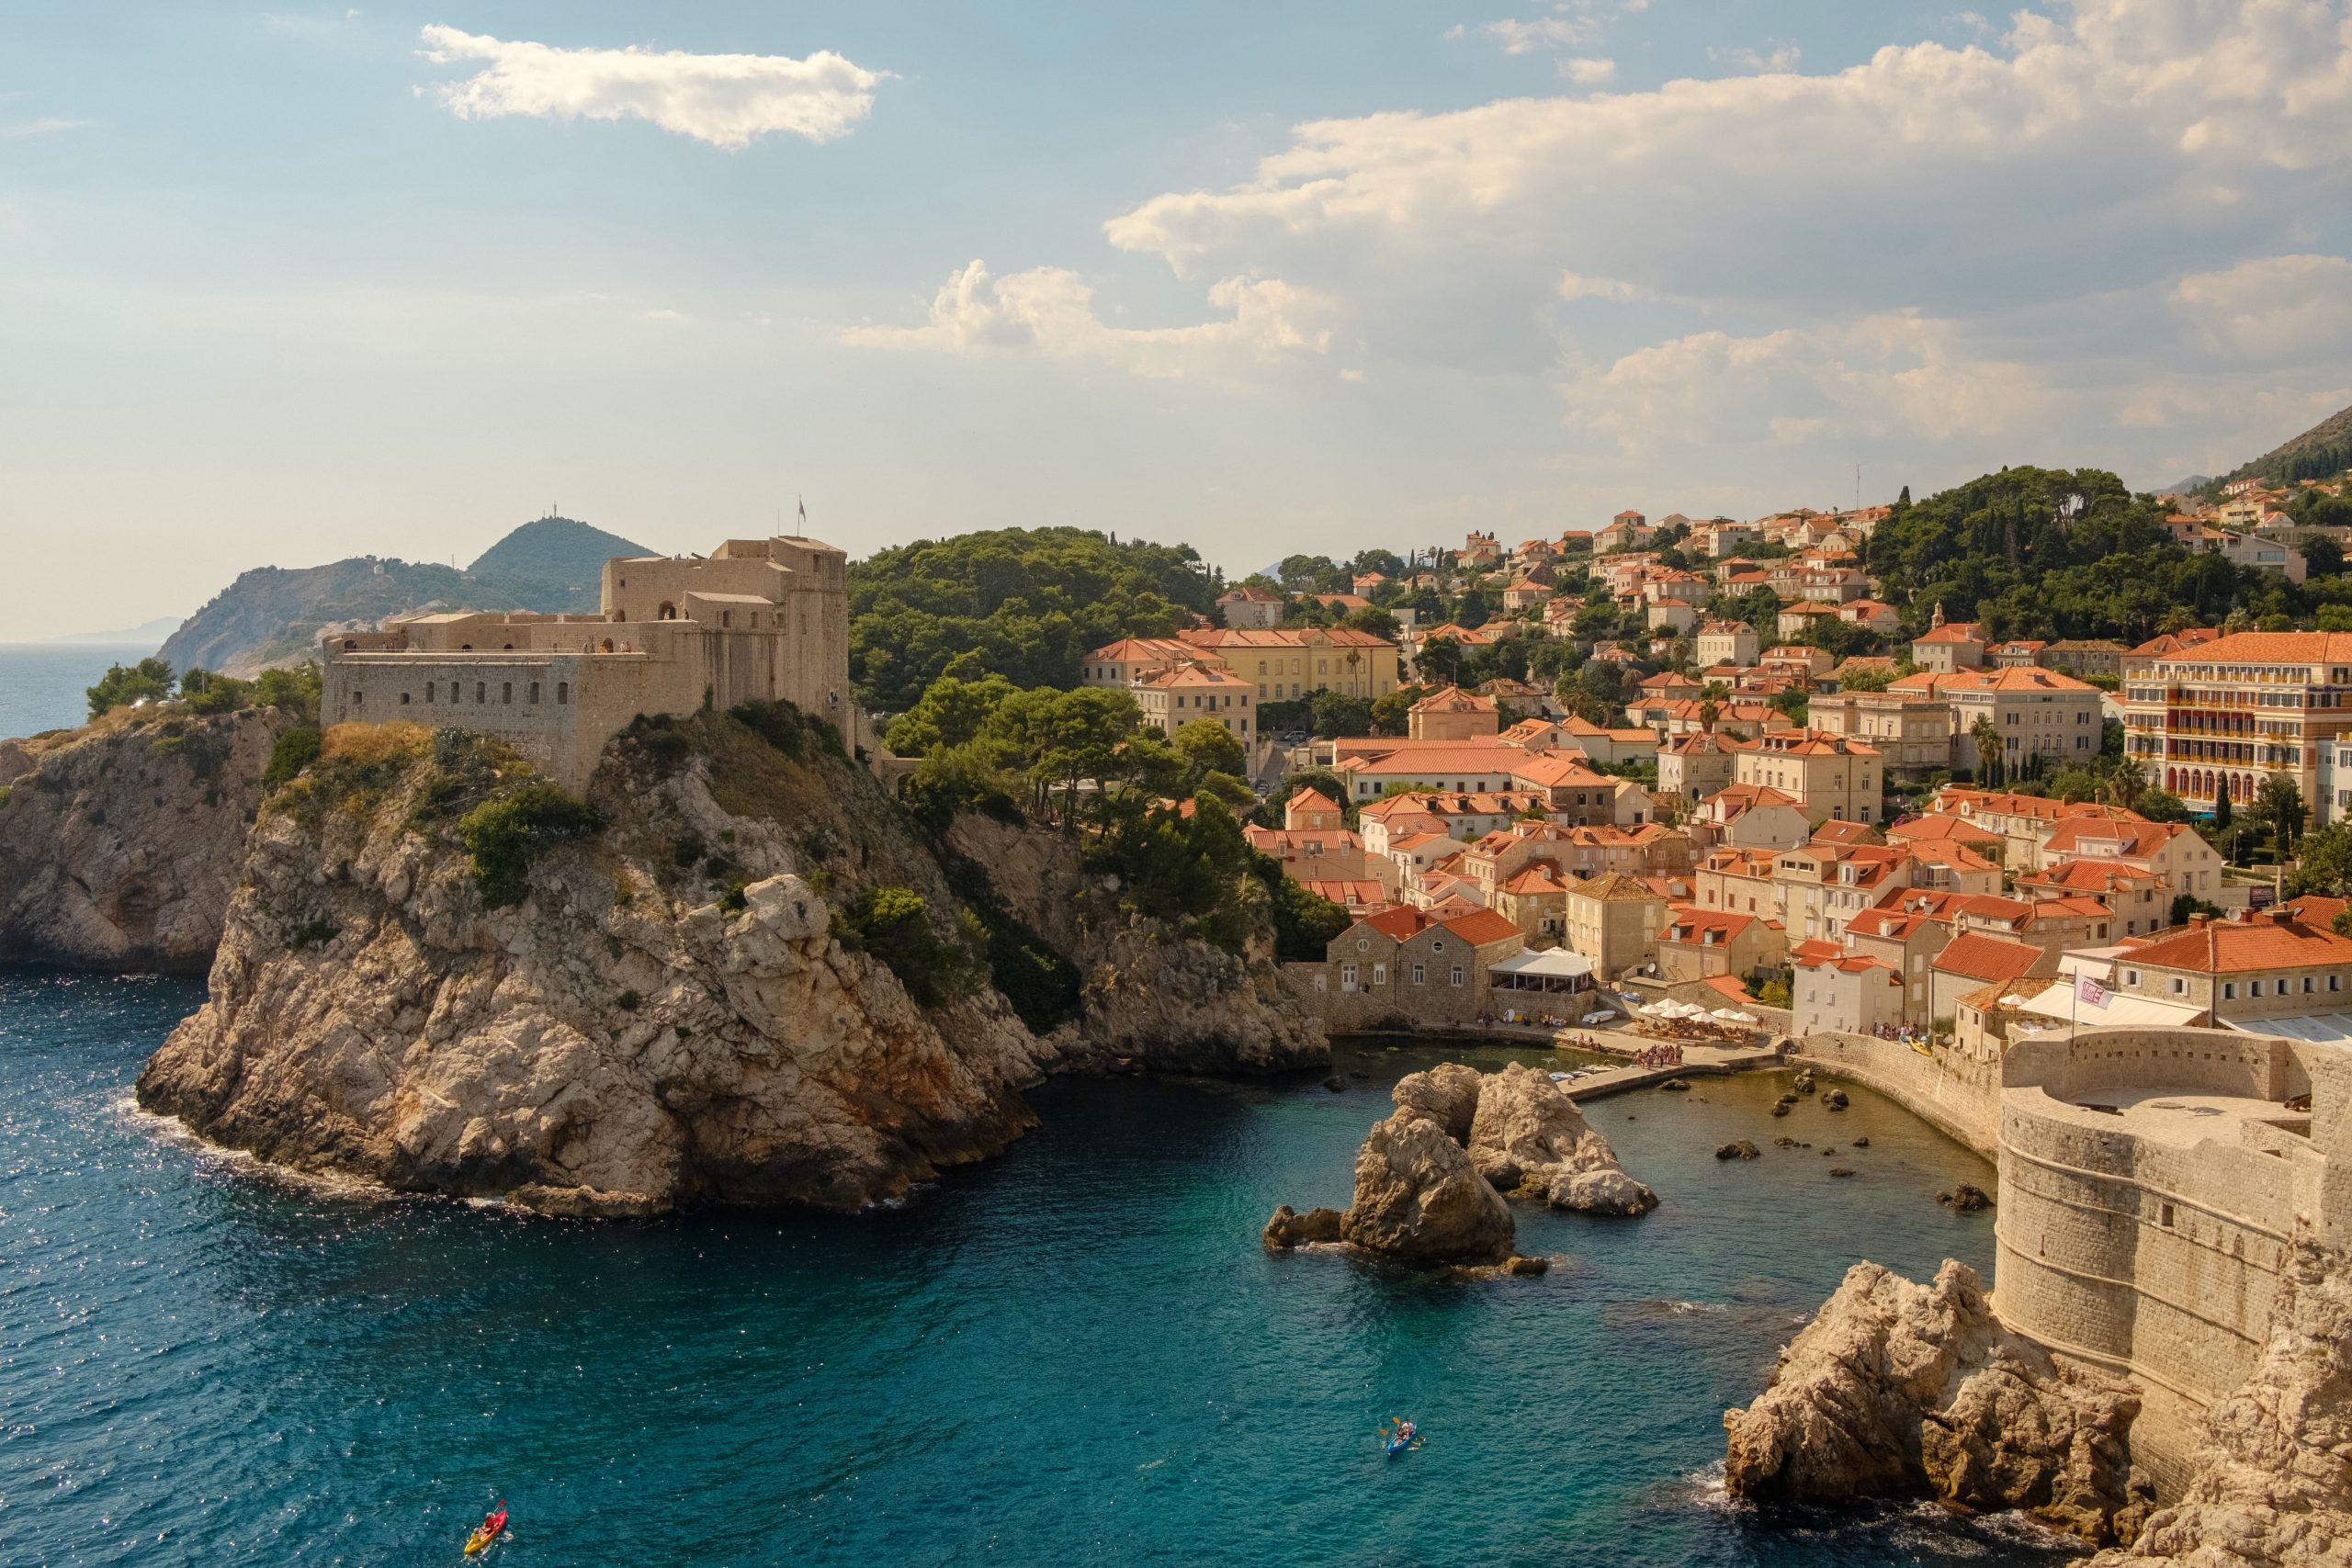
[2171,254,2352,360]
[1558,57,1618,85]
[1459,2,1647,57]
[1714,43,1804,73]
[0,117,94,138]
[839,261,1335,379]
[1558,314,2052,456]
[416,26,883,149]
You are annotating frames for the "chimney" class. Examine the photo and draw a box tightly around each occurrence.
[2188,912,2211,926]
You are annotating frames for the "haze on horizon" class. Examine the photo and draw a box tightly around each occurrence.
[5,0,2350,641]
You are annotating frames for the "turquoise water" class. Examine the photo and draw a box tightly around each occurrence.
[0,645,155,741]
[1,976,2078,1566]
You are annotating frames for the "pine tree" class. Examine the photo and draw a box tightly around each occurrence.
[2213,779,2233,832]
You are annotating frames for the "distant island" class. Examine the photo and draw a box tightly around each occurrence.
[155,514,648,676]
[40,615,188,649]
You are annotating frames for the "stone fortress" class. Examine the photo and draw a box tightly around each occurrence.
[1803,1005,2352,1501]
[322,534,851,788]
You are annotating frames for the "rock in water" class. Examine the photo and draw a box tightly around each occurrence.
[1724,1259,2145,1544]
[1262,1205,1344,1248]
[1716,1140,1761,1160]
[1792,1067,1815,1093]
[1938,1184,1992,1211]
[1821,1088,1849,1111]
[1392,1062,1484,1143]
[1340,1108,1514,1265]
[2091,1242,2352,1566]
[1467,1062,1658,1215]
[1504,1254,1550,1277]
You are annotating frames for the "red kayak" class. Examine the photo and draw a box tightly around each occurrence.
[465,1504,508,1555]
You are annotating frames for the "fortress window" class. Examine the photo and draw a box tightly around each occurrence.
[2160,1203,2175,1227]
[353,691,364,707]
[477,682,487,703]
[503,682,514,704]
[529,682,541,705]
[721,612,732,627]
[399,692,411,705]
[426,682,436,703]
[557,682,569,705]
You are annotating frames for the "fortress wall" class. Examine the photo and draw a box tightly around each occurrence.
[1793,1031,2001,1157]
[1988,1026,2336,1494]
[328,653,588,784]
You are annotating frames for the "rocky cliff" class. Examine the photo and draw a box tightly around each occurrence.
[0,705,298,971]
[2091,1242,2352,1567]
[136,706,1326,1216]
[1724,1259,2149,1544]
[944,811,1327,1074]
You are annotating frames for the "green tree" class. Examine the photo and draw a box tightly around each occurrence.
[1369,684,1428,737]
[2289,821,2352,897]
[86,657,175,719]
[1342,605,1401,640]
[886,672,1019,757]
[1970,716,2003,787]
[1171,717,1246,784]
[2212,779,2233,833]
[1416,636,1464,688]
[1307,690,1374,739]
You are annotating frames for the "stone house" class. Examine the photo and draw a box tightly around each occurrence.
[1733,730,1883,826]
[1563,872,1667,980]
[1216,584,1286,628]
[1694,620,1761,668]
[1656,908,1787,983]
[1928,931,2055,1029]
[1809,690,1951,779]
[1320,907,1526,1031]
[1659,731,1745,804]
[1791,941,1907,1037]
[1910,613,1987,672]
[1131,663,1257,741]
[2015,859,2172,939]
[2109,909,2352,1032]
[1408,685,1501,741]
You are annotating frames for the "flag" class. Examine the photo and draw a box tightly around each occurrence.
[2075,972,2109,1009]
[797,496,808,525]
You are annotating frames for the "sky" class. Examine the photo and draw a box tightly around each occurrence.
[5,1,2351,639]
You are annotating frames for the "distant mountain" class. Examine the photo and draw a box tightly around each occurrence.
[2205,402,2352,494]
[43,615,186,649]
[157,515,650,677]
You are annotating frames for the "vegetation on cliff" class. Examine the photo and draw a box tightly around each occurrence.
[2203,400,2352,495]
[847,526,1220,712]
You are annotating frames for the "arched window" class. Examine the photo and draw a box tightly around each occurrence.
[658,602,679,621]
[599,639,616,654]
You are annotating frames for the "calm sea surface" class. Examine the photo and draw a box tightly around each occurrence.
[0,645,156,741]
[0,975,2079,1567]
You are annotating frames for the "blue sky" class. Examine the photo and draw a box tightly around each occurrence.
[6,1,2350,638]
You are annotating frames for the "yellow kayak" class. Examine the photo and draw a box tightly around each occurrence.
[464,1504,508,1555]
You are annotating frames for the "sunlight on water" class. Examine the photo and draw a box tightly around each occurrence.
[0,978,2083,1566]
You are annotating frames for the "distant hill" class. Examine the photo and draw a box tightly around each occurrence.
[2205,401,2352,494]
[43,615,186,649]
[158,515,649,677]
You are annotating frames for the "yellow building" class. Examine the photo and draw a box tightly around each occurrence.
[1732,729,1883,826]
[1131,662,1258,740]
[1178,626,1402,703]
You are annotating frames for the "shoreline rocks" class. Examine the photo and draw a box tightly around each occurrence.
[1470,1062,1658,1215]
[1341,1107,1516,1264]
[1724,1259,2148,1545]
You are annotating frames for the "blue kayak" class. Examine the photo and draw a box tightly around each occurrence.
[1383,1421,1419,1456]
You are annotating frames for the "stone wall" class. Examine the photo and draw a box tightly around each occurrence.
[1795,1031,2002,1156]
[1988,1028,2340,1492]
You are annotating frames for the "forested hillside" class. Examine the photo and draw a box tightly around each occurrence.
[848,526,1220,712]
[2211,402,2352,492]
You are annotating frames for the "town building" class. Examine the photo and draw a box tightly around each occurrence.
[323,534,851,790]
[1910,610,1987,672]
[1317,907,1526,1031]
[1894,666,2106,773]
[1216,583,1286,628]
[1809,690,1951,778]
[1732,730,1883,825]
[2120,629,2352,822]
[1656,908,1787,984]
[1791,941,1906,1038]
[1180,626,1402,703]
[1408,685,1501,741]
[2109,909,2352,1038]
[1694,620,1762,668]
[1562,873,1667,980]
[1130,663,1256,740]
[1928,932,2055,1029]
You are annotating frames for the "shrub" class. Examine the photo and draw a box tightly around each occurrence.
[458,784,602,908]
[831,885,977,1007]
[731,699,846,762]
[718,882,749,915]
[264,725,323,791]
[616,988,642,1012]
[177,668,255,715]
[1758,979,1792,1010]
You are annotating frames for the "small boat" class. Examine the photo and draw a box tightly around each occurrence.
[1380,1418,1421,1456]
[464,1503,508,1555]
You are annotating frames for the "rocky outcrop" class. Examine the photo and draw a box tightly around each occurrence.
[944,812,1327,1075]
[1724,1259,2147,1544]
[1340,1107,1514,1264]
[1467,1061,1658,1215]
[0,705,297,971]
[2092,1242,2352,1567]
[138,717,1051,1216]
[1273,1062,1657,1265]
[1262,1204,1345,1248]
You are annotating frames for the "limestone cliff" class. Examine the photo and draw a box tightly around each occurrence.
[0,705,297,971]
[1724,1259,2148,1544]
[2093,1242,2352,1568]
[136,715,1052,1215]
[944,812,1328,1074]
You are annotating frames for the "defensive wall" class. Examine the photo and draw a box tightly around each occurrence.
[1793,1031,2003,1158]
[1993,1027,2352,1492]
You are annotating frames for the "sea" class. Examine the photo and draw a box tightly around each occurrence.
[0,644,161,742]
[0,976,2083,1568]
[0,645,2075,1565]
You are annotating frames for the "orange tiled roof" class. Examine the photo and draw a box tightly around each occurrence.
[2123,913,2352,973]
[1932,932,2049,982]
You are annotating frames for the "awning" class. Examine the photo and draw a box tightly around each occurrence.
[1489,950,1595,980]
[2017,989,2209,1030]
[2223,1012,2352,1046]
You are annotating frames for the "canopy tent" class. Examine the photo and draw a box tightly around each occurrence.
[1488,949,1596,993]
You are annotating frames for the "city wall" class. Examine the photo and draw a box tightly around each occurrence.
[1794,1031,2003,1157]
[1992,1027,2352,1492]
